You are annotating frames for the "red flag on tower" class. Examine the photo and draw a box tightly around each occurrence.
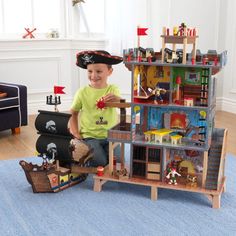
[54,86,65,94]
[137,27,148,36]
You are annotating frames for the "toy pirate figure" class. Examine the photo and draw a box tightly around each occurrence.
[166,167,181,185]
[152,83,167,104]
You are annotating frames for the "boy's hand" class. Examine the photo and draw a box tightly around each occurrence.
[103,93,120,103]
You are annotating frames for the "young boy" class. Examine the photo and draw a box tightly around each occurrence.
[70,50,123,167]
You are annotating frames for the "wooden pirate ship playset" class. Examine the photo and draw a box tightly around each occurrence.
[93,24,228,208]
[20,88,94,193]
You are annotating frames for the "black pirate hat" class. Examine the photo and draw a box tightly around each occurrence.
[76,50,123,69]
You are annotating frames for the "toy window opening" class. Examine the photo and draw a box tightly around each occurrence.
[185,71,200,84]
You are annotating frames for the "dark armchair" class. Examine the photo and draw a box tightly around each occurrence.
[0,82,28,134]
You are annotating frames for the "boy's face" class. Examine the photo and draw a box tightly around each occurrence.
[87,63,113,89]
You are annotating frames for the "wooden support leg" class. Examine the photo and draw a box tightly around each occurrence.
[93,179,107,192]
[205,194,221,209]
[183,38,187,64]
[223,182,226,193]
[109,142,114,175]
[11,127,20,134]
[212,194,221,209]
[151,186,158,201]
[193,42,196,60]
[120,143,125,169]
[161,27,166,63]
[93,179,102,192]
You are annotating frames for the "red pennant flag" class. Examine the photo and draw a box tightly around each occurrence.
[54,86,65,94]
[137,27,148,36]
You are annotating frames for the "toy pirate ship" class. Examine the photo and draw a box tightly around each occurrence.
[20,108,94,193]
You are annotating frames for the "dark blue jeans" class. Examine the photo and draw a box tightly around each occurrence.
[83,138,120,167]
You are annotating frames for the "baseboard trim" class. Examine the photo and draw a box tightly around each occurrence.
[216,97,236,114]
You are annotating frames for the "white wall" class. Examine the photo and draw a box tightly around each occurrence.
[106,0,148,54]
[215,0,236,113]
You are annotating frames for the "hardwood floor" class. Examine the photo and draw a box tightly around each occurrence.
[0,115,38,160]
[0,111,235,160]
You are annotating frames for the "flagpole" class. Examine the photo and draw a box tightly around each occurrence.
[137,25,140,48]
[54,93,59,112]
[138,35,140,48]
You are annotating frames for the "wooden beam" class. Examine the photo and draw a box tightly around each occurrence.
[109,141,114,174]
[71,165,97,174]
[104,102,131,108]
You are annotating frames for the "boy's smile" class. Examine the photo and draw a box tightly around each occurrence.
[87,63,113,89]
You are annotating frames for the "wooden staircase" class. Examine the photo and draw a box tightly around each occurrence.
[205,142,222,190]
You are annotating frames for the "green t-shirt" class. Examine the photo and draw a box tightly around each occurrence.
[71,84,120,139]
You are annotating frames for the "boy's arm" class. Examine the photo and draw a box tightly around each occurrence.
[69,109,82,139]
[103,93,121,103]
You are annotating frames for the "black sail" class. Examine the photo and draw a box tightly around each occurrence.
[35,110,71,136]
[35,110,73,166]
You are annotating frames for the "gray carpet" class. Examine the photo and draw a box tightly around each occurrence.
[0,154,236,236]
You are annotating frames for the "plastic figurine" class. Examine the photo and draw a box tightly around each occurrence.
[166,167,181,185]
[151,83,167,104]
[178,22,187,36]
[173,26,179,36]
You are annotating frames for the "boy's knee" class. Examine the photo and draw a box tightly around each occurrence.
[85,140,108,167]
[90,156,107,167]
